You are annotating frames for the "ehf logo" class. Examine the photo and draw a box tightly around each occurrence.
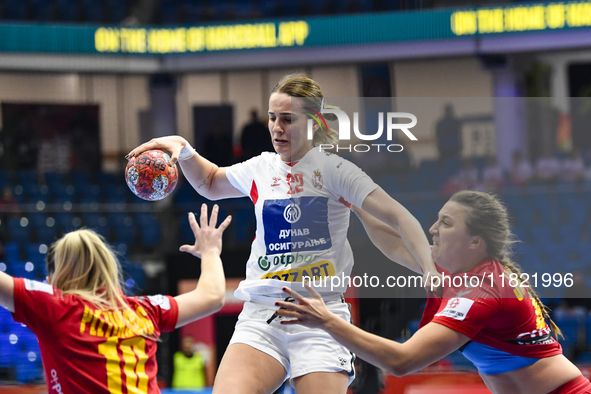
[283,203,301,223]
[449,298,460,309]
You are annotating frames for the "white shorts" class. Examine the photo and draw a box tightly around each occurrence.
[228,299,356,386]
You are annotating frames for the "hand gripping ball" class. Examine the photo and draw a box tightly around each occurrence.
[125,150,178,201]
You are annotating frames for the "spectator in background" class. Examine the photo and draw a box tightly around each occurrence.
[456,158,479,190]
[0,186,18,212]
[172,335,208,389]
[240,109,274,161]
[534,148,561,183]
[482,156,505,191]
[440,158,480,195]
[509,151,533,186]
[435,104,462,163]
[562,150,585,183]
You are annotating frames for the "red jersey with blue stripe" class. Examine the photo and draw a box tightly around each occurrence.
[420,259,562,375]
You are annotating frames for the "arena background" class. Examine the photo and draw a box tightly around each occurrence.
[2,0,591,393]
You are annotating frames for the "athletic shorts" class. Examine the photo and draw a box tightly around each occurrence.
[548,375,591,394]
[228,299,356,386]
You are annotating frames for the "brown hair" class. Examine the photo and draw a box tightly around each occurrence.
[450,190,562,338]
[272,73,339,146]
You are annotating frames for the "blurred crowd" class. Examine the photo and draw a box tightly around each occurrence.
[442,150,588,194]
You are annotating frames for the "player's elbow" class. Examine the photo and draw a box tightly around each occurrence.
[206,291,225,314]
[387,363,412,377]
[385,354,415,377]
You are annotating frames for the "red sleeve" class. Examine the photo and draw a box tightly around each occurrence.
[419,293,442,329]
[139,294,179,333]
[431,296,501,339]
[11,278,61,336]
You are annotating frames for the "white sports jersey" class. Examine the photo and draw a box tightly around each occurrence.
[225,148,378,302]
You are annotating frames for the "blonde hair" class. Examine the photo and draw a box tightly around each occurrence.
[47,229,152,338]
[272,73,339,147]
[450,190,563,338]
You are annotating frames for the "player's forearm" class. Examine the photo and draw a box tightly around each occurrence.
[0,272,15,312]
[195,251,226,312]
[321,313,410,376]
[353,207,422,274]
[361,191,435,274]
[395,212,436,274]
[179,153,221,200]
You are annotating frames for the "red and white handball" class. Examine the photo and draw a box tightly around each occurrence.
[125,149,178,201]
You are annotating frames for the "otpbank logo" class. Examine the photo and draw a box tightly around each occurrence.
[306,108,418,153]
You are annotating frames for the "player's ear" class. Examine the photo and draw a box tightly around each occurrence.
[469,235,485,250]
[46,276,51,284]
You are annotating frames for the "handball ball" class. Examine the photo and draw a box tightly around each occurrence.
[125,150,178,201]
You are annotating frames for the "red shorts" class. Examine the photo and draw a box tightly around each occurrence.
[548,375,591,394]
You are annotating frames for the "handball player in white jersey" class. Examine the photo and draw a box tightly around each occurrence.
[128,74,437,394]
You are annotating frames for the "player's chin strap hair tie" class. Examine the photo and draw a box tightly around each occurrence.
[178,141,196,161]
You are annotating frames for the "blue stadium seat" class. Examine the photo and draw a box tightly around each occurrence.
[4,243,20,263]
[554,315,581,354]
[83,212,110,239]
[121,262,145,294]
[79,185,102,204]
[531,226,554,246]
[407,319,420,335]
[25,243,45,263]
[51,184,76,203]
[134,214,161,247]
[10,261,42,280]
[558,224,583,245]
[36,224,58,245]
[104,185,127,204]
[111,214,136,245]
[178,215,195,246]
[27,213,47,229]
[7,216,31,244]
[54,212,79,233]
[0,334,18,368]
[530,194,553,224]
[231,208,256,244]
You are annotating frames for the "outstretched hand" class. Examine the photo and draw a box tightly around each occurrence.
[274,282,336,329]
[179,204,231,258]
[126,135,189,167]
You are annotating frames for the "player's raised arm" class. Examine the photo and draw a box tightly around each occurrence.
[0,270,15,312]
[174,204,231,327]
[361,188,437,278]
[351,205,423,274]
[127,136,244,200]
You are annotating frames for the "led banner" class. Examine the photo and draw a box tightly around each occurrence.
[0,1,590,55]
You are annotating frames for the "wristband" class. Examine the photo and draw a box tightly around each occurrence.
[179,142,196,161]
